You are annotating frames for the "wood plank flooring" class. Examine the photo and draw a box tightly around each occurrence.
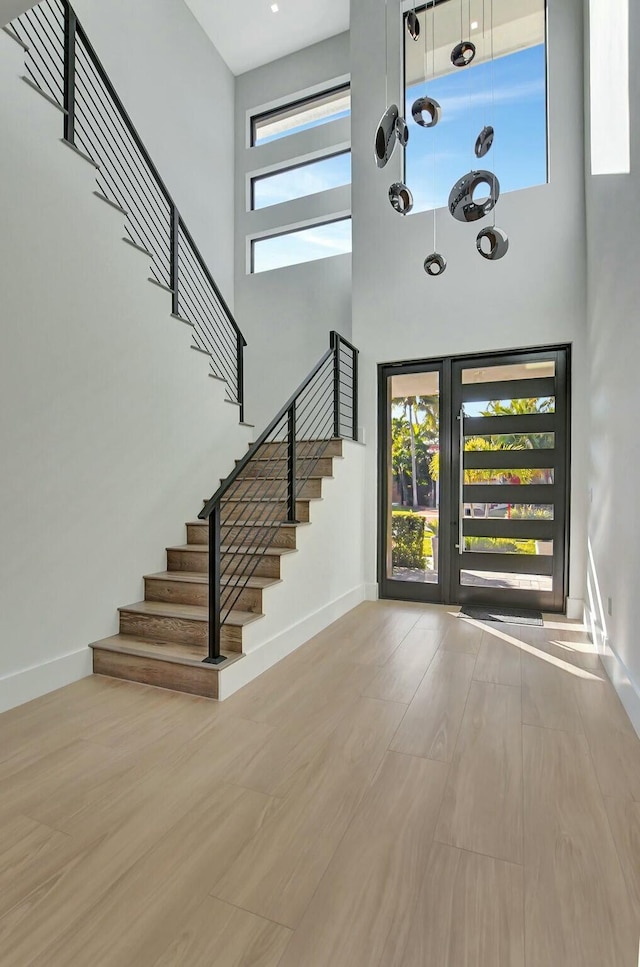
[0,601,639,966]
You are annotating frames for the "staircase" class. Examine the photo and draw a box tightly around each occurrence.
[90,438,345,699]
[5,0,362,702]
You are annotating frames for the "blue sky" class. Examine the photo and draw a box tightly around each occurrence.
[405,45,548,213]
[253,44,547,272]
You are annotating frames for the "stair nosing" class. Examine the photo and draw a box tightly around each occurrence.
[145,571,281,589]
[90,635,241,668]
[122,236,152,257]
[2,25,29,51]
[118,601,263,626]
[93,191,127,215]
[166,543,296,556]
[21,75,67,113]
[60,137,99,169]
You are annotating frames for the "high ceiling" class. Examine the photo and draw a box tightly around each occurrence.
[183,0,351,76]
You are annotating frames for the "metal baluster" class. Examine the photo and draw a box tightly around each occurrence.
[237,332,245,422]
[170,205,179,316]
[351,345,359,441]
[287,403,298,522]
[331,331,340,438]
[204,503,225,664]
[62,1,76,144]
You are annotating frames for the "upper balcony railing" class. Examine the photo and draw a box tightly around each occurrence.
[7,0,247,418]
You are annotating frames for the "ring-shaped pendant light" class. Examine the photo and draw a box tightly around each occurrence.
[474,125,494,158]
[476,226,509,260]
[374,104,399,168]
[406,10,420,40]
[411,96,442,128]
[389,182,414,215]
[451,40,476,67]
[395,115,410,147]
[424,253,447,276]
[448,169,500,223]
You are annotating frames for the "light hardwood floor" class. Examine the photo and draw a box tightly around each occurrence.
[1,601,639,966]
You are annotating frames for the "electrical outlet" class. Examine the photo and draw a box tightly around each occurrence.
[607,597,613,617]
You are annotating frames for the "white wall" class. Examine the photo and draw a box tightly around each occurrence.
[234,33,353,424]
[0,32,251,711]
[350,0,589,610]
[59,0,236,309]
[220,441,367,698]
[584,0,640,732]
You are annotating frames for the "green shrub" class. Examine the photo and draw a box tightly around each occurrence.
[392,512,426,569]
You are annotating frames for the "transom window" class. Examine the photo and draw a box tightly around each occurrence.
[251,152,351,210]
[251,85,350,146]
[252,218,352,274]
[403,0,548,215]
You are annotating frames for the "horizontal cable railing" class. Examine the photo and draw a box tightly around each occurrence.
[199,332,359,664]
[8,0,246,417]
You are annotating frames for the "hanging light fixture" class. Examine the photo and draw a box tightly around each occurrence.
[449,169,500,222]
[389,182,414,214]
[374,0,409,169]
[476,226,509,260]
[406,3,420,40]
[474,124,494,158]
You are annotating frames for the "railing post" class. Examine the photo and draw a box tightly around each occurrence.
[331,331,340,439]
[203,503,225,665]
[237,333,245,424]
[352,347,359,442]
[62,2,77,144]
[170,205,180,317]
[287,403,298,522]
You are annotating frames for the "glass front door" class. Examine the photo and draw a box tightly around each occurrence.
[379,347,570,612]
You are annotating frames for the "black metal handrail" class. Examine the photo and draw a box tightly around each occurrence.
[8,0,247,419]
[199,332,359,664]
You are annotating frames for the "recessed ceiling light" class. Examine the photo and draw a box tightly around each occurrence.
[471,20,479,29]
[271,3,279,11]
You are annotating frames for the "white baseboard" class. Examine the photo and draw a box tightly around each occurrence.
[565,597,585,621]
[218,584,366,700]
[365,583,379,601]
[598,637,640,739]
[0,647,93,714]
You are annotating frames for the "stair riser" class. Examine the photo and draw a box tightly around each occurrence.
[221,553,281,579]
[189,523,297,550]
[167,549,208,572]
[119,610,243,653]
[220,585,264,614]
[145,577,264,613]
[145,577,207,607]
[120,610,207,647]
[254,440,343,458]
[93,649,219,699]
[226,478,322,500]
[223,525,297,549]
[225,500,310,523]
[238,457,334,478]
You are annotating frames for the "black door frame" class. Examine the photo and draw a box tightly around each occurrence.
[377,343,571,613]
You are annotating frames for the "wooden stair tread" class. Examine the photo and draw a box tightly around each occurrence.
[145,570,280,590]
[89,634,242,667]
[166,543,296,557]
[225,474,329,481]
[224,496,321,503]
[192,520,309,529]
[118,601,263,627]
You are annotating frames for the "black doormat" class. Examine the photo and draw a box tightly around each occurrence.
[459,605,543,627]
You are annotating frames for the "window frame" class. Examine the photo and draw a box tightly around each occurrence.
[249,215,352,275]
[250,82,351,148]
[249,148,352,212]
[401,0,550,205]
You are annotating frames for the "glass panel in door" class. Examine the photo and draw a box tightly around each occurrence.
[383,367,442,597]
[452,352,567,612]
